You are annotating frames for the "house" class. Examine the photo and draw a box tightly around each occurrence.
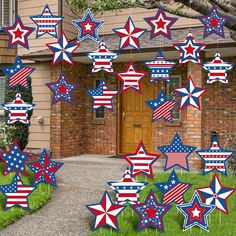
[1,0,235,169]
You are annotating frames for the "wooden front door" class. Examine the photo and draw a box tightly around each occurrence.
[121,78,153,153]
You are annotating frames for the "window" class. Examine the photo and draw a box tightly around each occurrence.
[0,71,5,123]
[94,79,105,119]
[0,0,15,28]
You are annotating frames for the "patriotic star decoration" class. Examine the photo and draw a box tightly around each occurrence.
[2,93,35,126]
[27,149,63,187]
[3,16,34,49]
[46,32,80,65]
[146,89,177,123]
[122,141,159,179]
[46,74,79,105]
[173,33,207,64]
[113,17,146,50]
[30,4,63,38]
[144,8,177,39]
[176,191,215,231]
[114,62,146,94]
[202,52,234,84]
[87,41,118,73]
[158,133,196,172]
[72,9,104,43]
[155,170,192,205]
[86,79,118,112]
[198,6,229,38]
[174,77,206,110]
[131,189,171,232]
[0,173,36,211]
[86,191,125,231]
[196,137,234,176]
[2,56,35,90]
[144,50,176,83]
[196,174,235,214]
[107,168,147,205]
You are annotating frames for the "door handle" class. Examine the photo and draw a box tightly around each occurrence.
[122,112,125,124]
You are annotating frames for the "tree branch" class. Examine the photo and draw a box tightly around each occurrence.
[210,0,236,15]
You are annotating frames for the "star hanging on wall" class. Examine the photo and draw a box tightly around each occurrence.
[155,169,192,204]
[202,52,234,84]
[72,8,104,42]
[30,4,63,38]
[86,191,125,230]
[176,191,215,231]
[198,6,229,38]
[3,16,34,49]
[113,17,146,50]
[146,89,177,123]
[114,62,146,94]
[46,32,80,65]
[27,149,64,187]
[46,73,79,105]
[144,8,177,39]
[173,33,206,64]
[174,76,206,110]
[158,133,196,172]
[196,174,235,214]
[131,189,171,232]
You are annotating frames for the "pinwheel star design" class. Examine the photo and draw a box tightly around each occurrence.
[173,33,206,64]
[146,89,177,123]
[113,17,146,50]
[72,9,104,42]
[144,8,177,39]
[196,174,235,214]
[86,191,125,230]
[158,133,196,172]
[174,76,206,110]
[46,32,80,65]
[27,149,64,187]
[131,190,171,231]
[176,192,215,231]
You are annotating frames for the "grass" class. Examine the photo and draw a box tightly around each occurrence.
[89,172,236,236]
[0,164,54,229]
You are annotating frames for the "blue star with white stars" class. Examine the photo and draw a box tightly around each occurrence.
[146,89,177,123]
[72,9,104,42]
[0,142,33,176]
[46,73,79,105]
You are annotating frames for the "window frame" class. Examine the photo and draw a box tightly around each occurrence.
[0,74,5,118]
[0,0,15,29]
[93,78,105,120]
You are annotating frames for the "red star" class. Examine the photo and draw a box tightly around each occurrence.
[209,18,219,27]
[80,18,96,34]
[58,85,67,94]
[185,44,195,55]
[186,202,206,222]
[145,205,158,218]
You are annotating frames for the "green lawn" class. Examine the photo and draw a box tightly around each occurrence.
[89,172,236,236]
[0,164,54,229]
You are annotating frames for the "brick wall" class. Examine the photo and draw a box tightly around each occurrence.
[0,32,16,64]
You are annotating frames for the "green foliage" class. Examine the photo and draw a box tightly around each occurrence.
[0,124,17,151]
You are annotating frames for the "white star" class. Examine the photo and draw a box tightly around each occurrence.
[191,207,201,217]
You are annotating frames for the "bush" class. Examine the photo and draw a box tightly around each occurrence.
[0,124,17,151]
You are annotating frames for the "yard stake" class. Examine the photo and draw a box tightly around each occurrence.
[219,211,222,226]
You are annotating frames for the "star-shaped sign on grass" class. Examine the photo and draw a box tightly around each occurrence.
[46,32,80,65]
[3,16,34,49]
[131,189,171,232]
[176,191,215,231]
[144,8,177,39]
[113,17,146,50]
[30,4,63,38]
[158,133,196,172]
[72,9,104,42]
[0,142,33,176]
[122,141,159,179]
[196,174,235,214]
[146,89,177,123]
[27,149,64,187]
[155,170,192,204]
[46,73,79,105]
[173,33,206,64]
[199,6,229,38]
[114,62,146,94]
[174,77,206,110]
[86,191,125,231]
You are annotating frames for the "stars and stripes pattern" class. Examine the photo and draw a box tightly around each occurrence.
[2,56,34,90]
[2,93,35,125]
[87,41,118,73]
[107,168,147,205]
[202,52,234,84]
[144,50,176,83]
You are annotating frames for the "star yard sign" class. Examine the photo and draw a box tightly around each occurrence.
[72,9,104,42]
